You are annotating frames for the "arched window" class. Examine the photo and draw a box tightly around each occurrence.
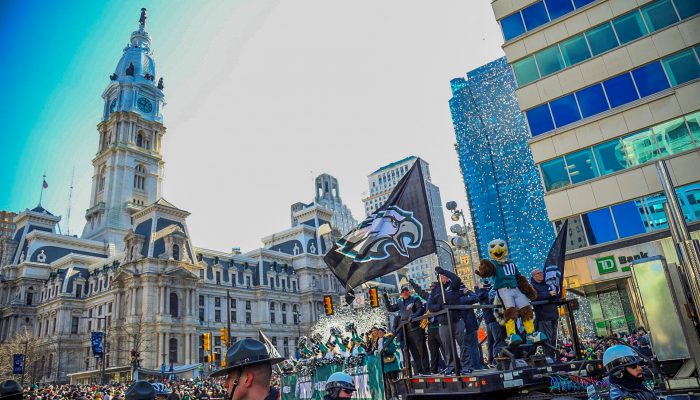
[170,292,179,318]
[136,132,144,148]
[26,287,34,306]
[172,244,180,261]
[169,338,178,364]
[134,165,146,190]
[98,166,106,192]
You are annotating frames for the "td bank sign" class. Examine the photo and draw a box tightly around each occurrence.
[588,242,662,279]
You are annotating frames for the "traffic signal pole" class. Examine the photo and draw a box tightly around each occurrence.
[226,289,231,351]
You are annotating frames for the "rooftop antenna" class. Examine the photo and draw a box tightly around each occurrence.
[65,167,75,235]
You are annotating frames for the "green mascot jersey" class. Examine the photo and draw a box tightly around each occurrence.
[491,260,520,289]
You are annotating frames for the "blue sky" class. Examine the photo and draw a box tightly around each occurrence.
[0,1,505,250]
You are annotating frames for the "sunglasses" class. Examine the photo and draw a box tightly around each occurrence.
[341,389,354,394]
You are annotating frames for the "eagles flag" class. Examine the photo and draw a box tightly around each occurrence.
[323,159,436,291]
[12,354,24,375]
[543,219,568,298]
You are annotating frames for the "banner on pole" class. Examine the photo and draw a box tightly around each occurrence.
[280,355,385,400]
[544,219,569,298]
[91,331,105,356]
[12,354,24,375]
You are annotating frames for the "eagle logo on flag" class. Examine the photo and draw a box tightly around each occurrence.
[335,206,423,263]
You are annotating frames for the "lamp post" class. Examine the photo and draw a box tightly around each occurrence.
[446,201,477,287]
[161,353,167,381]
[81,316,107,385]
[20,340,28,386]
[293,310,302,357]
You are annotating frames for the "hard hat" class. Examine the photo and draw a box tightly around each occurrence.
[325,372,356,392]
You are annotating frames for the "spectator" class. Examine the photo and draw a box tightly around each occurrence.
[530,269,559,361]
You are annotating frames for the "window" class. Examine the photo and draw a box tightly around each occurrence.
[246,300,251,310]
[134,165,146,190]
[612,11,647,44]
[663,49,700,86]
[620,129,657,166]
[560,34,591,67]
[215,297,221,307]
[231,310,237,322]
[603,73,638,108]
[545,0,574,20]
[199,295,205,306]
[522,1,549,31]
[582,208,618,245]
[550,94,581,127]
[641,0,679,32]
[631,61,670,97]
[169,338,178,363]
[586,23,618,56]
[534,46,565,77]
[593,140,626,175]
[246,312,252,324]
[611,201,648,238]
[76,284,82,298]
[513,57,540,86]
[565,149,599,184]
[173,244,180,261]
[540,158,569,191]
[573,0,595,6]
[526,104,555,136]
[170,292,179,318]
[199,308,204,322]
[71,317,79,334]
[576,84,609,118]
[214,309,221,322]
[686,112,700,141]
[136,133,144,148]
[654,117,694,155]
[26,290,33,306]
[673,0,700,19]
[679,183,700,221]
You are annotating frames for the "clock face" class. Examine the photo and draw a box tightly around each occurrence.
[109,99,117,113]
[137,97,153,113]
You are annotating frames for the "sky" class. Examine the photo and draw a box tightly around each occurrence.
[0,0,505,253]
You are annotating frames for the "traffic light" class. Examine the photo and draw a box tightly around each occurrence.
[368,288,379,308]
[220,356,226,367]
[202,333,211,351]
[220,328,229,345]
[213,352,220,361]
[323,296,334,316]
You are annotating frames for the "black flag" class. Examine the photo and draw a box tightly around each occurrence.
[543,219,568,298]
[324,159,436,290]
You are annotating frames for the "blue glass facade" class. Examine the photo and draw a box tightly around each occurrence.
[450,57,555,272]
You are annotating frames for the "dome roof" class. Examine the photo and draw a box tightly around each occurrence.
[114,46,156,81]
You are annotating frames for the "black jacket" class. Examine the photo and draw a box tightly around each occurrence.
[530,278,558,322]
[428,269,479,332]
[477,287,496,325]
[385,294,425,330]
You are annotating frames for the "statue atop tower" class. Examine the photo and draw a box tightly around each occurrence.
[139,8,147,29]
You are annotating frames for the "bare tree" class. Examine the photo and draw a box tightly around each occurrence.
[109,315,153,369]
[0,326,42,383]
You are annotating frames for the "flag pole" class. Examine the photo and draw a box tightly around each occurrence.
[39,174,47,205]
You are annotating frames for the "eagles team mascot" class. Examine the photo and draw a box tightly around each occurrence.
[476,239,546,346]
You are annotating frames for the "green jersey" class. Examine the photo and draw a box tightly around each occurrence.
[492,260,519,289]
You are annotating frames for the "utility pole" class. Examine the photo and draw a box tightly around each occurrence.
[226,289,232,349]
[21,341,28,386]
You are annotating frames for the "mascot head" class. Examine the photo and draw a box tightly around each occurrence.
[488,239,509,261]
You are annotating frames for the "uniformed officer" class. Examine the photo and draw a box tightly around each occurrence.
[323,372,356,400]
[210,338,284,400]
[603,345,656,400]
[125,381,157,400]
[0,380,23,400]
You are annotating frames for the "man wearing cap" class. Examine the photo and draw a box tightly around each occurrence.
[210,338,284,400]
[383,286,429,375]
[125,381,156,400]
[530,268,559,361]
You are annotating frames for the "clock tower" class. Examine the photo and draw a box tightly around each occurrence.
[82,8,166,250]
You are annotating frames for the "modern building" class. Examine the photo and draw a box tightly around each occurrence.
[0,211,17,240]
[490,0,700,336]
[0,10,343,384]
[290,173,357,236]
[361,156,450,289]
[449,58,555,274]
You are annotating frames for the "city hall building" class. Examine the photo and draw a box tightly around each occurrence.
[0,11,347,384]
[490,0,700,336]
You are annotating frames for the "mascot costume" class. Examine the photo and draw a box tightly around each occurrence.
[476,238,546,346]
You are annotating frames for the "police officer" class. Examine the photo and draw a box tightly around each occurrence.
[0,380,23,400]
[323,372,356,400]
[210,338,284,400]
[151,383,169,400]
[125,381,157,400]
[603,345,657,400]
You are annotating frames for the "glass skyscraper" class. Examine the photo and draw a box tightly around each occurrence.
[449,57,554,272]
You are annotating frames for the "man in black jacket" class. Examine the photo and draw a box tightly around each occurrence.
[383,286,430,375]
[530,269,559,360]
[477,279,504,366]
[411,279,445,374]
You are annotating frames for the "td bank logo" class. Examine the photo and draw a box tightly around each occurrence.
[596,255,618,275]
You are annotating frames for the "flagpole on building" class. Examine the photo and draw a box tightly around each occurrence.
[39,173,47,205]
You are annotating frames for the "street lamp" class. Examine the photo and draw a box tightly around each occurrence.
[293,310,302,357]
[81,316,107,385]
[445,201,477,286]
